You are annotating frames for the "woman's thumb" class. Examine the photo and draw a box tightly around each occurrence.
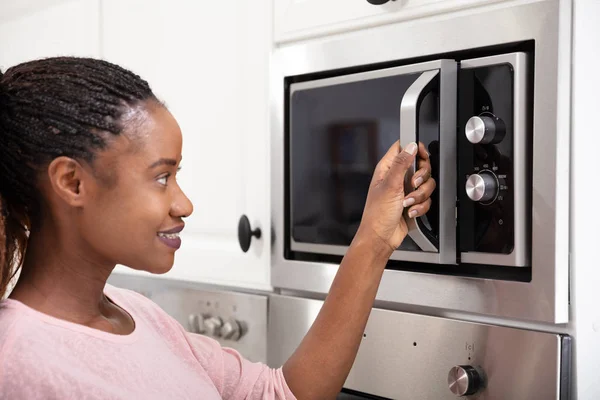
[385,142,418,190]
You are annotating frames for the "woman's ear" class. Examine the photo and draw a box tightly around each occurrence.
[47,157,91,207]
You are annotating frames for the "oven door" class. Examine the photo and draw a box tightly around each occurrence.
[288,60,457,265]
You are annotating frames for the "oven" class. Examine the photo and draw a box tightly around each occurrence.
[269,0,571,399]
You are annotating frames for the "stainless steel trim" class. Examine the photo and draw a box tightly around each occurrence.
[400,69,440,253]
[268,295,568,400]
[288,59,451,94]
[436,59,458,265]
[272,0,568,323]
[291,240,446,264]
[460,52,530,267]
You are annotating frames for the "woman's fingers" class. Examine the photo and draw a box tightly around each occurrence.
[412,143,431,188]
[384,142,418,191]
[402,177,436,208]
[407,198,432,219]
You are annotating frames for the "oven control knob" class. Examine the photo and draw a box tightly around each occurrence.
[187,314,206,334]
[448,365,484,396]
[465,115,505,144]
[203,316,223,337]
[466,172,498,203]
[221,318,244,341]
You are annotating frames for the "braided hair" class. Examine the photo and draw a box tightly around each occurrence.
[0,57,158,299]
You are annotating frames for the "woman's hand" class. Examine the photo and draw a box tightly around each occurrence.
[357,141,436,252]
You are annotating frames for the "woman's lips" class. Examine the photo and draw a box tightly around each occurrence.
[157,224,184,249]
[157,234,181,250]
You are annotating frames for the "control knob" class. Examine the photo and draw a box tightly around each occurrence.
[448,365,484,396]
[221,318,245,341]
[466,172,498,203]
[187,314,206,334]
[204,316,223,337]
[465,115,505,144]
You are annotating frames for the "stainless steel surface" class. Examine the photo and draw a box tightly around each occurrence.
[460,52,530,268]
[466,172,498,203]
[289,59,455,264]
[398,59,456,263]
[447,365,484,397]
[268,295,568,400]
[107,274,268,363]
[400,69,440,253]
[271,0,569,323]
[465,116,502,144]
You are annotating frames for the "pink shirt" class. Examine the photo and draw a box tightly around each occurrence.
[0,285,296,400]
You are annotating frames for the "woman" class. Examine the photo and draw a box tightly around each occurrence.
[0,57,435,399]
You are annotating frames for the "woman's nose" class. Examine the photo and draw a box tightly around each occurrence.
[171,185,194,218]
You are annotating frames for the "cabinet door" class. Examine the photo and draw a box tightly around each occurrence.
[274,0,507,44]
[103,0,272,290]
[0,0,100,69]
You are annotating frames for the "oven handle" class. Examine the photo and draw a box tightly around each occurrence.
[399,69,440,252]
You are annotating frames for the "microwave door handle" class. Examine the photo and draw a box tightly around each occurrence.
[399,69,439,252]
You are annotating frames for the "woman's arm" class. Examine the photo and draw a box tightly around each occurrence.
[282,141,435,400]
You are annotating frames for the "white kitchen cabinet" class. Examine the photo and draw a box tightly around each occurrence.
[103,0,272,290]
[0,0,100,70]
[274,0,508,44]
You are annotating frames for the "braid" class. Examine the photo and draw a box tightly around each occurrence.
[0,56,157,298]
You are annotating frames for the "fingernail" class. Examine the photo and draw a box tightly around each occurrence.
[409,210,418,218]
[413,177,423,188]
[405,142,418,155]
[403,198,415,208]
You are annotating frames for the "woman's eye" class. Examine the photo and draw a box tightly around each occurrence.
[157,174,170,186]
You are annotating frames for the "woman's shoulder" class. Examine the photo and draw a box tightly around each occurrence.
[0,298,46,360]
[0,299,25,339]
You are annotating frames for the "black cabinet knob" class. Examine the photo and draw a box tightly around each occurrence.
[366,0,390,4]
[238,215,261,253]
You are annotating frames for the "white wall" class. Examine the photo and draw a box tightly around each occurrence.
[0,0,100,70]
[571,0,600,398]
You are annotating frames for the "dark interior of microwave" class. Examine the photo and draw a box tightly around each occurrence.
[283,41,534,283]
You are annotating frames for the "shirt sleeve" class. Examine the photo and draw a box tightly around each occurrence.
[184,332,297,400]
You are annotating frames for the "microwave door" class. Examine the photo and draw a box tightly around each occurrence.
[288,60,456,265]
[394,60,457,265]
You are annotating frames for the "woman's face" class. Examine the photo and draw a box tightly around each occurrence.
[79,101,193,274]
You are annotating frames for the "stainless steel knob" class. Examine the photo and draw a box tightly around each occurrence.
[466,172,498,203]
[221,318,244,341]
[448,365,484,396]
[204,316,223,337]
[188,314,200,334]
[465,115,505,144]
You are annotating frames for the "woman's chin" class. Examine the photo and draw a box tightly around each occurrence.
[122,257,175,275]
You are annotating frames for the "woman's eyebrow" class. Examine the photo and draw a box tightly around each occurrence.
[148,158,177,169]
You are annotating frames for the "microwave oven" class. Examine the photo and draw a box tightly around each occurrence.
[287,52,529,270]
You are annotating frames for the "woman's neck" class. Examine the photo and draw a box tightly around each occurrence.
[8,228,133,334]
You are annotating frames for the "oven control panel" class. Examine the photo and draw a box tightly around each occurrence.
[269,295,572,400]
[457,53,530,268]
